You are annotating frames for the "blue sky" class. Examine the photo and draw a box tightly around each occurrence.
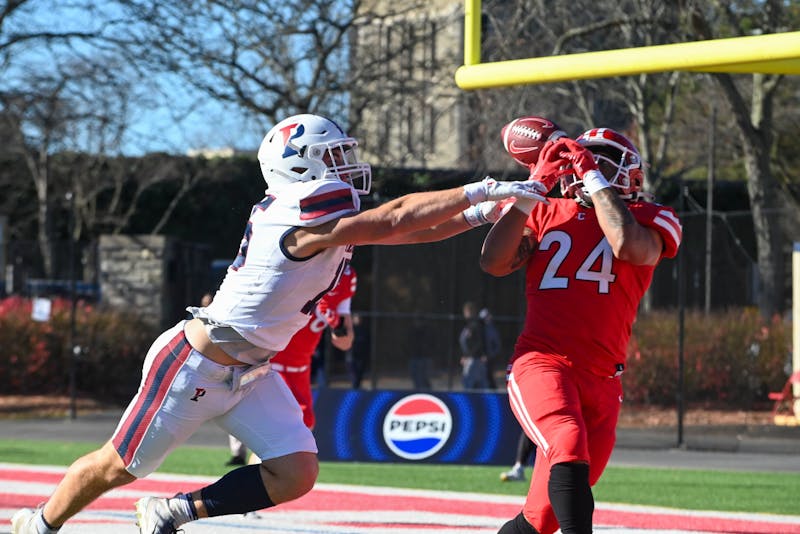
[5,1,266,156]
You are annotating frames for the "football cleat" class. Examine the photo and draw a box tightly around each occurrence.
[499,465,526,482]
[11,508,37,534]
[11,506,57,534]
[135,496,181,534]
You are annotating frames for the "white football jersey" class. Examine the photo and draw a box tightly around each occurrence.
[202,178,358,357]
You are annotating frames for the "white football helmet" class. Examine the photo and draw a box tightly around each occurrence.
[561,128,647,204]
[258,114,372,194]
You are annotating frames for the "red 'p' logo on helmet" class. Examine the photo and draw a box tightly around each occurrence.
[277,123,304,158]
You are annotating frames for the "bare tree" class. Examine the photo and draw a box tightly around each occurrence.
[1,78,71,277]
[116,1,363,129]
[473,1,697,187]
[471,0,798,316]
[685,0,797,317]
[0,1,131,276]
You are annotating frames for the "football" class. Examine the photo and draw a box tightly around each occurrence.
[501,116,567,168]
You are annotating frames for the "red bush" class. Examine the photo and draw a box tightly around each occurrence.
[624,309,791,408]
[0,296,159,403]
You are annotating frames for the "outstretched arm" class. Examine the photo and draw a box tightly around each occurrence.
[286,179,546,257]
[374,199,513,245]
[372,212,472,245]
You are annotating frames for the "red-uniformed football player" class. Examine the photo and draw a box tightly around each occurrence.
[274,264,357,429]
[483,128,682,534]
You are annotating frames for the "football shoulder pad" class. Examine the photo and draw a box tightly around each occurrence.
[270,179,360,227]
[630,202,682,258]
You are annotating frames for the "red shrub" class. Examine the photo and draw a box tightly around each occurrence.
[623,308,791,408]
[0,297,159,403]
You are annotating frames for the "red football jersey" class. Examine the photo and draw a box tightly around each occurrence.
[270,264,357,368]
[511,198,681,377]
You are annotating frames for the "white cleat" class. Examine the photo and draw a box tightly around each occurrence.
[135,496,180,534]
[11,507,44,534]
[499,465,526,482]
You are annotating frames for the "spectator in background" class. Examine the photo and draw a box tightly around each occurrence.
[409,315,433,390]
[500,432,537,482]
[480,307,502,389]
[460,301,489,390]
[346,312,370,389]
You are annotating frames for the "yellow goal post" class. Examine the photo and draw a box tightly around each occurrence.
[456,0,800,90]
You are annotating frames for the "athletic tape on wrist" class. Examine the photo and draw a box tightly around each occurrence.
[582,169,610,195]
[512,197,537,215]
[462,205,487,227]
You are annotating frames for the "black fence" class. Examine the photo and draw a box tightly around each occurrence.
[0,205,772,392]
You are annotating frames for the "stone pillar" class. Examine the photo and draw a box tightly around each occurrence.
[99,235,171,327]
[98,234,211,329]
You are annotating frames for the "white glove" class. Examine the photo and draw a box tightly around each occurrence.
[463,176,549,205]
[462,199,515,227]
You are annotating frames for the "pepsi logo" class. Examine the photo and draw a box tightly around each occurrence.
[382,394,452,460]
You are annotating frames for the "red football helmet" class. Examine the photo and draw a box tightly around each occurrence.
[560,128,646,203]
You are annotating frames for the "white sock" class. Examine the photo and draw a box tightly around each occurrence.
[167,494,197,527]
[35,510,60,534]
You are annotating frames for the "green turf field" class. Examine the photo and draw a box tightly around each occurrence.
[2,439,797,516]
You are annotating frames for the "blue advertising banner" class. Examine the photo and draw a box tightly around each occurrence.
[313,388,521,465]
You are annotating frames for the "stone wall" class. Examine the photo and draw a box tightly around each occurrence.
[98,235,211,328]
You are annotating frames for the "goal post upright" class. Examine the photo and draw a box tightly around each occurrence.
[463,0,481,66]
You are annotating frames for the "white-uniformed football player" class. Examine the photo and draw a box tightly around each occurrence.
[12,114,550,534]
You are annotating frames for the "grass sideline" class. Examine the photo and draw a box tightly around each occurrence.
[1,439,798,516]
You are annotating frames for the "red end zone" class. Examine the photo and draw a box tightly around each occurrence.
[2,464,799,533]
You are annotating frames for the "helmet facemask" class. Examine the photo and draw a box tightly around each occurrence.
[311,139,371,195]
[560,128,648,205]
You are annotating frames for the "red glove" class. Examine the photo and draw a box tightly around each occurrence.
[527,140,572,192]
[316,300,339,328]
[554,138,599,178]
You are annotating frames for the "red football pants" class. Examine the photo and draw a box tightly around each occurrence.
[277,367,315,430]
[507,352,622,534]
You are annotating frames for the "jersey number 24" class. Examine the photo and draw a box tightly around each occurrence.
[538,230,616,294]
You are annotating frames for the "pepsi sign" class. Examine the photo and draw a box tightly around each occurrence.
[382,394,452,460]
[313,389,520,465]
